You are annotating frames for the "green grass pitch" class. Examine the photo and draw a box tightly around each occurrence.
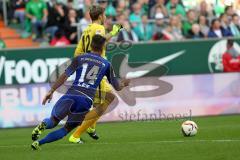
[0,115,240,160]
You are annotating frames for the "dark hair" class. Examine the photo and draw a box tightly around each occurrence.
[232,13,239,19]
[55,29,64,39]
[227,39,234,47]
[89,5,105,21]
[98,0,107,3]
[211,18,219,27]
[91,34,106,52]
[219,13,226,20]
[225,6,232,13]
[187,9,194,15]
[198,15,209,26]
[170,6,176,10]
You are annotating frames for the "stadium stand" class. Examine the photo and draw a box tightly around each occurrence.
[0,0,240,48]
[0,19,39,48]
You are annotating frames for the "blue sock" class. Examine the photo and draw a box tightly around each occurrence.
[43,118,56,129]
[39,127,68,145]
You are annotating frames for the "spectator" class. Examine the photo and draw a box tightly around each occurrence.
[222,39,240,72]
[64,9,78,44]
[84,0,92,8]
[105,15,113,33]
[115,13,128,41]
[63,0,81,18]
[198,15,209,37]
[117,21,139,42]
[26,0,48,40]
[116,0,128,15]
[133,14,153,41]
[13,0,27,29]
[122,8,130,19]
[46,1,66,39]
[208,19,232,38]
[197,0,214,18]
[230,14,240,37]
[187,24,204,39]
[105,1,116,17]
[4,0,240,44]
[220,13,233,36]
[182,9,196,36]
[152,12,165,40]
[166,0,186,17]
[129,3,142,28]
[150,0,168,19]
[116,13,126,25]
[74,0,85,19]
[138,0,150,16]
[66,0,74,10]
[98,0,108,9]
[162,16,184,41]
[79,10,91,33]
[50,30,70,46]
[225,6,235,19]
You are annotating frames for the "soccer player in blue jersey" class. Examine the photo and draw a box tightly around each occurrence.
[31,34,129,150]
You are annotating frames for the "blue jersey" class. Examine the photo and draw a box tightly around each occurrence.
[65,52,120,101]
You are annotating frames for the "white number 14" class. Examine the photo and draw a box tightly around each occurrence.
[79,63,100,85]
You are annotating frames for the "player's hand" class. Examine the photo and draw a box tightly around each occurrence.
[110,24,123,37]
[42,90,54,105]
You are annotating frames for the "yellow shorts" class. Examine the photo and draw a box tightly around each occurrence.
[94,77,112,104]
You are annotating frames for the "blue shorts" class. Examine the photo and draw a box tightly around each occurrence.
[51,94,92,128]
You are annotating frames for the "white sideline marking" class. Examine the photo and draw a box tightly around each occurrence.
[0,139,240,149]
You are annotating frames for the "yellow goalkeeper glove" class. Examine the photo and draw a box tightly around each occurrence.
[110,24,123,37]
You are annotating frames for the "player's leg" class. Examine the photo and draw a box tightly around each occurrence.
[86,121,98,139]
[31,96,75,150]
[85,81,107,139]
[69,78,113,142]
[31,96,91,150]
[31,122,77,150]
[31,96,72,141]
[31,115,66,150]
[69,90,115,143]
[85,89,104,140]
[68,86,102,142]
[32,116,60,141]
[86,84,114,140]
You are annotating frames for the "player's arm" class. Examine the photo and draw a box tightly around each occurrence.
[96,24,122,42]
[105,24,123,41]
[42,57,79,105]
[106,63,130,91]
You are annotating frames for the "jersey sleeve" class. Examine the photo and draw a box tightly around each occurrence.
[65,57,80,77]
[105,63,121,91]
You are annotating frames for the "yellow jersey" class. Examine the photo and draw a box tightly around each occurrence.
[74,23,106,58]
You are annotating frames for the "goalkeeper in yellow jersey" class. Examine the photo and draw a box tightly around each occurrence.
[68,4,123,143]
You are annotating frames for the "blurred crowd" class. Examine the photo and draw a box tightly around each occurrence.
[1,0,240,46]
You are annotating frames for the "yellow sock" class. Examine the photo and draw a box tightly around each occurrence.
[72,101,110,138]
[73,119,98,138]
[87,121,97,133]
[91,122,97,129]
